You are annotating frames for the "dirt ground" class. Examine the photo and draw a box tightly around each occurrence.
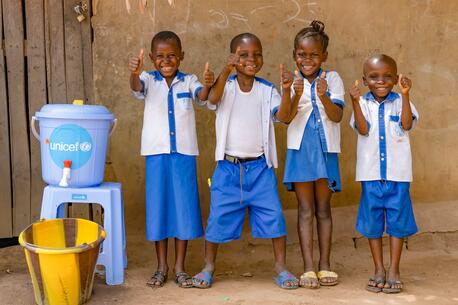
[1,209,458,305]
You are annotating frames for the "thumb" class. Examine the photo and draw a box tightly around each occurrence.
[320,70,326,79]
[235,46,241,55]
[138,48,144,58]
[279,63,284,75]
[354,80,359,87]
[398,74,404,87]
[294,70,301,79]
[205,62,210,72]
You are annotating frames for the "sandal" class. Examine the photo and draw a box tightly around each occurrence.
[273,271,299,289]
[366,277,385,293]
[192,271,213,289]
[175,271,192,288]
[382,279,403,294]
[317,270,339,286]
[146,270,168,287]
[299,271,320,289]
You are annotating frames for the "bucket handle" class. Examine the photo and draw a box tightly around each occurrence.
[31,116,40,141]
[109,118,118,136]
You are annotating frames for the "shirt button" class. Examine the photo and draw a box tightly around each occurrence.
[381,153,385,156]
[381,158,385,161]
[169,111,172,114]
[379,115,383,118]
[170,131,175,135]
[318,119,321,123]
[380,136,384,140]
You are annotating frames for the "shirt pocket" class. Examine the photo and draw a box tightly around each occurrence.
[389,114,406,141]
[176,92,193,110]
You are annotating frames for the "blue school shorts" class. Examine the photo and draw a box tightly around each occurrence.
[356,180,418,239]
[145,153,204,241]
[205,156,287,243]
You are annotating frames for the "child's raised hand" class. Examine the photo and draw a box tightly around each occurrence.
[279,64,293,90]
[129,49,144,75]
[203,62,215,88]
[349,80,361,103]
[316,71,328,97]
[293,70,304,98]
[226,46,240,71]
[398,74,412,94]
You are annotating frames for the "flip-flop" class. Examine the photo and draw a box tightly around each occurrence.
[175,271,193,288]
[382,279,403,294]
[299,271,320,289]
[146,270,167,288]
[192,271,213,289]
[273,271,299,289]
[317,270,339,286]
[366,277,385,293]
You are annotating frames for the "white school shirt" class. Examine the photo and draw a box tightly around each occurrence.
[287,70,345,153]
[349,91,419,182]
[207,75,281,168]
[132,70,204,156]
[225,80,264,158]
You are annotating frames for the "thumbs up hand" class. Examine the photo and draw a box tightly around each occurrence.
[279,64,293,90]
[398,74,412,94]
[316,70,328,98]
[349,80,361,103]
[129,49,144,75]
[203,62,215,88]
[293,70,304,98]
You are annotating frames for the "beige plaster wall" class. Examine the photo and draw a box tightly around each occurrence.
[91,0,458,228]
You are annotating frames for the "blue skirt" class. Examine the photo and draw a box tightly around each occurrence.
[283,115,341,192]
[145,153,204,241]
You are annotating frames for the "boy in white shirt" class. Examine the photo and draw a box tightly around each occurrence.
[192,33,299,289]
[349,54,419,294]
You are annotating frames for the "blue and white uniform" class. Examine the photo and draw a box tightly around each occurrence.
[132,70,204,241]
[350,91,419,238]
[283,70,345,191]
[205,75,287,243]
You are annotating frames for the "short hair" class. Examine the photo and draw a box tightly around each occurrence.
[363,54,397,74]
[151,31,182,52]
[294,20,329,52]
[230,33,262,53]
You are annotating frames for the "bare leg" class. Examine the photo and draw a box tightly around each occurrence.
[385,236,404,290]
[193,240,219,286]
[314,179,334,284]
[148,239,168,286]
[294,182,319,288]
[272,236,298,288]
[368,238,386,289]
[174,238,192,287]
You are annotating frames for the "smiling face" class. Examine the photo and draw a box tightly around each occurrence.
[363,57,398,102]
[149,39,184,81]
[294,37,327,82]
[233,37,263,78]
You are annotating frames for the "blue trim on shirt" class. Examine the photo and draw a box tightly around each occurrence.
[227,74,274,88]
[177,92,192,99]
[364,91,399,103]
[167,87,177,153]
[378,103,387,180]
[194,86,203,100]
[332,98,345,109]
[390,115,400,122]
[148,70,186,82]
[310,76,329,153]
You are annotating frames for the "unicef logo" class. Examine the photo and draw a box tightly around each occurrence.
[48,124,93,169]
[79,142,92,152]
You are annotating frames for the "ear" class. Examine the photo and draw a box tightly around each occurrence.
[179,51,185,61]
[322,51,328,62]
[292,49,296,60]
[362,75,368,86]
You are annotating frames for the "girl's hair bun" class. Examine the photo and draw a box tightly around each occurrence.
[310,20,325,33]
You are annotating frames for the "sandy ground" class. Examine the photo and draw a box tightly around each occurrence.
[1,207,458,305]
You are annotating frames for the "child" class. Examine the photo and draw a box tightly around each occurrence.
[191,33,299,289]
[129,31,214,288]
[281,20,345,288]
[349,54,419,293]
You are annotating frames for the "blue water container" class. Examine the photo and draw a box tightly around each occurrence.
[32,103,116,187]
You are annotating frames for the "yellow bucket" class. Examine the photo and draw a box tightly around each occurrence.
[19,218,106,305]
